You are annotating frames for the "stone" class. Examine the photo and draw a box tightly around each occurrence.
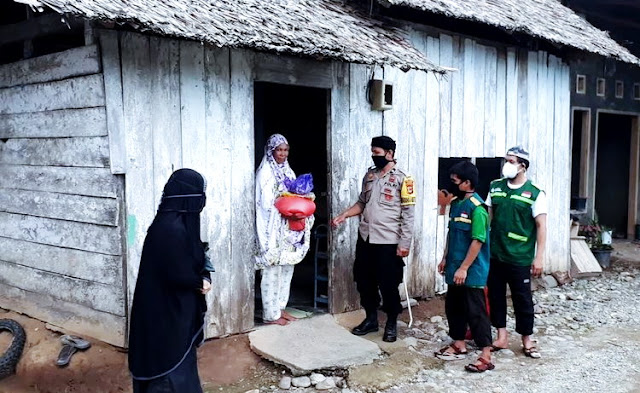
[291,376,311,388]
[501,349,516,357]
[430,316,443,323]
[249,315,381,375]
[316,377,337,390]
[403,337,419,348]
[279,377,291,390]
[541,275,558,288]
[333,377,345,388]
[397,320,408,328]
[310,373,326,385]
[552,271,573,285]
[534,304,543,314]
[245,390,260,393]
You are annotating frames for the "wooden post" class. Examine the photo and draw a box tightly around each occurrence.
[628,116,639,238]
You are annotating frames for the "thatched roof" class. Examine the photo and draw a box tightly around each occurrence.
[16,0,449,73]
[379,0,640,65]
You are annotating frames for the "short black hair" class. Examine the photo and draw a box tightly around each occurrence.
[517,157,530,169]
[449,161,479,189]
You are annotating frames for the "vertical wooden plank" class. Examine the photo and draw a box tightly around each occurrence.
[438,34,453,158]
[179,41,207,174]
[329,61,356,313]
[505,48,519,152]
[150,37,182,208]
[449,36,464,157]
[473,44,486,157]
[495,49,507,157]
[120,32,155,312]
[462,39,476,157]
[204,46,234,337]
[98,30,126,174]
[229,49,256,332]
[628,117,639,238]
[483,46,498,158]
[579,110,591,198]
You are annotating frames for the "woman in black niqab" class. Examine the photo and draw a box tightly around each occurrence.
[129,169,210,393]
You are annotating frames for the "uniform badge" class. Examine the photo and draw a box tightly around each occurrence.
[522,191,532,198]
[385,194,393,201]
[401,176,416,206]
[383,187,393,194]
[367,173,374,180]
[461,212,469,219]
[389,175,396,183]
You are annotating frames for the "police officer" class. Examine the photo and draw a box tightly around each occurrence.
[332,136,416,342]
[486,146,547,359]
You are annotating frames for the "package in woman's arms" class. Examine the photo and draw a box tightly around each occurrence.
[275,173,316,231]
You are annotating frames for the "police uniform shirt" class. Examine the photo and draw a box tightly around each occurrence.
[356,166,416,249]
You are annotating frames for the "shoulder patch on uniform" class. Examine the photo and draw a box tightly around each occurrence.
[401,175,416,206]
[469,196,481,207]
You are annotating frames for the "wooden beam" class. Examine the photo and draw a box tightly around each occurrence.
[579,110,591,198]
[0,13,84,47]
[629,116,639,238]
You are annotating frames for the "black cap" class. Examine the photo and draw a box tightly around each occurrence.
[371,135,396,151]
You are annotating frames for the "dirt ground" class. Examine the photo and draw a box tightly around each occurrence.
[0,297,443,393]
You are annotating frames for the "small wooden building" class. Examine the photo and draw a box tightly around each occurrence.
[0,0,637,346]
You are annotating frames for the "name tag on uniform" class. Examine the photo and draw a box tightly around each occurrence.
[521,191,532,198]
[461,212,469,219]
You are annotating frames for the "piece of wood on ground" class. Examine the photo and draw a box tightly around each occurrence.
[570,237,603,277]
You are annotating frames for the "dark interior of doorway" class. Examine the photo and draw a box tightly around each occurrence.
[595,113,632,238]
[438,157,501,203]
[253,82,329,322]
[571,111,584,204]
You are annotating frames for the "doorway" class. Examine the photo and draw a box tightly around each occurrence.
[595,113,633,238]
[253,82,330,320]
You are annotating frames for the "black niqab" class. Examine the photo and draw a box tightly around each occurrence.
[128,169,209,380]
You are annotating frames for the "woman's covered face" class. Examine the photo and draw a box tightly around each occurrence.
[272,143,289,164]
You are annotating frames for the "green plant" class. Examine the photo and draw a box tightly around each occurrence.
[578,215,614,251]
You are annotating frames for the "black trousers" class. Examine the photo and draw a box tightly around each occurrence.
[487,258,534,336]
[445,285,492,347]
[133,346,203,393]
[353,236,404,316]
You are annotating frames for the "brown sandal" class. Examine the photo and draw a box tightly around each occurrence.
[465,357,495,373]
[434,344,468,360]
[523,346,541,359]
[264,317,289,326]
[281,310,298,321]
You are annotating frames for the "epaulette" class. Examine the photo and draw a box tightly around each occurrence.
[529,181,543,191]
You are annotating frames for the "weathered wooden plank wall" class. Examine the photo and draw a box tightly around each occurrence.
[421,31,571,278]
[117,33,256,338]
[0,45,126,346]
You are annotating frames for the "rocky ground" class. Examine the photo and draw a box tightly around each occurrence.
[1,241,639,393]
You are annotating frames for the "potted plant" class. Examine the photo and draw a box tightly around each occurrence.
[579,216,614,268]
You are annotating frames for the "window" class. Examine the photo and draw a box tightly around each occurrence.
[596,78,606,97]
[634,83,640,100]
[615,81,624,99]
[576,75,586,94]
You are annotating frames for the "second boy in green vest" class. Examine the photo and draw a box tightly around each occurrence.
[487,146,547,359]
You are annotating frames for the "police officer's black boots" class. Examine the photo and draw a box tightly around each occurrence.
[382,314,398,342]
[351,310,378,336]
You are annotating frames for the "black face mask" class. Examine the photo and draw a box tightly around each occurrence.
[446,181,467,200]
[372,155,390,169]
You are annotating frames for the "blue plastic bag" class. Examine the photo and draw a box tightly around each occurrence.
[284,173,314,195]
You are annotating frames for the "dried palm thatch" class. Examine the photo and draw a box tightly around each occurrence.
[15,0,450,73]
[379,0,639,64]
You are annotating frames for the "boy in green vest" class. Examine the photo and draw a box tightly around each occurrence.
[487,146,546,359]
[436,161,494,373]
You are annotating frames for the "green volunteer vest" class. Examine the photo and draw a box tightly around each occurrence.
[445,193,490,288]
[489,178,541,266]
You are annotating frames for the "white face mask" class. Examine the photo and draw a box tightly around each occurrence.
[502,162,520,179]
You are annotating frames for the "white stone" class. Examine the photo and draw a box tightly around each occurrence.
[291,376,311,388]
[310,373,326,385]
[245,390,260,393]
[431,316,443,323]
[279,376,291,390]
[316,377,337,390]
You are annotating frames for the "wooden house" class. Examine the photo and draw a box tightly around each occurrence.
[0,0,637,347]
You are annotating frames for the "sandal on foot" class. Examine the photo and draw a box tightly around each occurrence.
[56,344,77,367]
[264,317,289,326]
[523,346,541,359]
[61,335,91,350]
[434,344,468,360]
[490,344,508,352]
[281,311,298,322]
[465,357,495,373]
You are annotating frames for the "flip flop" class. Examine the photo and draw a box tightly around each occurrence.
[490,344,508,352]
[61,335,91,350]
[56,344,77,367]
[523,346,541,359]
[465,357,495,373]
[264,317,289,326]
[434,344,468,361]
